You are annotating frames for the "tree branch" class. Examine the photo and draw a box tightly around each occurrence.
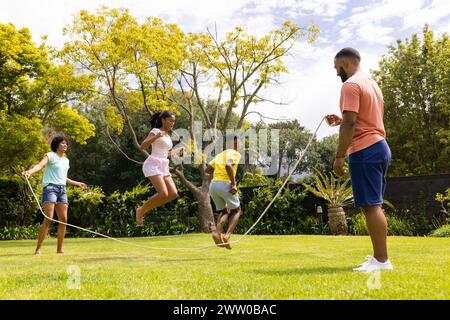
[106,127,145,164]
[173,168,200,195]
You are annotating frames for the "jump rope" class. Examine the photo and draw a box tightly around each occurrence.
[24,117,326,251]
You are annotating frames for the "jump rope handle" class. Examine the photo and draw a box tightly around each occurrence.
[324,115,338,127]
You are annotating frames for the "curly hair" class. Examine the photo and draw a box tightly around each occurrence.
[50,136,69,152]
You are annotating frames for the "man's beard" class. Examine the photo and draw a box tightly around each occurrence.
[339,67,348,82]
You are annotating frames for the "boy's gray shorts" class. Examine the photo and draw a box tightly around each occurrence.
[209,181,240,211]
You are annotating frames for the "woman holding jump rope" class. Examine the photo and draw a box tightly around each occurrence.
[22,136,87,255]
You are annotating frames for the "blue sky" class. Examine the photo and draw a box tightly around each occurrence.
[1,0,449,138]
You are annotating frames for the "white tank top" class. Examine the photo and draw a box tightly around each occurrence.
[149,128,173,158]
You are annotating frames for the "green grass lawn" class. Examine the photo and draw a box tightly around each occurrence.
[0,234,448,299]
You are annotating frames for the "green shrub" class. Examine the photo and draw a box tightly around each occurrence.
[435,188,450,216]
[435,189,450,229]
[347,212,414,236]
[322,222,330,235]
[237,181,311,234]
[240,172,269,187]
[430,224,450,237]
[65,186,106,237]
[348,212,368,235]
[0,223,40,240]
[0,176,40,227]
[298,216,321,234]
[390,191,434,235]
[98,184,152,237]
[95,184,197,237]
[154,215,196,235]
[386,215,414,236]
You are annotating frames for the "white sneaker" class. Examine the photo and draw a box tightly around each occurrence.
[353,256,394,272]
[353,255,375,272]
[366,258,394,273]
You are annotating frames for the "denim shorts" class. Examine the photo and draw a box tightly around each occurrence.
[42,184,68,204]
[349,139,391,208]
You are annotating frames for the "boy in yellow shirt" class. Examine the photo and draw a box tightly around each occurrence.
[205,134,241,249]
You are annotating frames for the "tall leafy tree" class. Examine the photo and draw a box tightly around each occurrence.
[172,22,319,230]
[62,7,185,150]
[313,134,339,173]
[268,119,313,177]
[372,25,449,176]
[0,22,95,175]
[264,120,337,178]
[67,99,147,193]
[62,7,319,231]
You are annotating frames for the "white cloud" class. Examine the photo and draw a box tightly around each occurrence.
[337,27,353,44]
[337,0,432,46]
[244,41,383,139]
[356,22,395,45]
[286,0,349,17]
[238,14,277,37]
[0,0,449,140]
[353,0,425,22]
[238,0,348,20]
[0,0,253,46]
[403,0,450,30]
[435,19,450,36]
[243,44,342,139]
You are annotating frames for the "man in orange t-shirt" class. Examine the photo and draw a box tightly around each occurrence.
[325,48,393,273]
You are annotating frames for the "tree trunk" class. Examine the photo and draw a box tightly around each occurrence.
[173,168,215,233]
[327,205,348,235]
[195,188,215,233]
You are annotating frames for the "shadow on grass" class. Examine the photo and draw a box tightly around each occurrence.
[0,238,104,248]
[0,253,36,257]
[75,256,212,263]
[249,266,353,275]
[74,256,146,263]
[159,258,212,263]
[0,242,36,248]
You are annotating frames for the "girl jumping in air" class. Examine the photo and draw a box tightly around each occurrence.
[136,111,184,226]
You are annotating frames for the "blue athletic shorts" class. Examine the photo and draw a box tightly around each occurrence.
[348,139,391,208]
[42,184,68,204]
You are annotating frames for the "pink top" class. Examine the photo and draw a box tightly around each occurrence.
[339,71,386,155]
[149,128,173,159]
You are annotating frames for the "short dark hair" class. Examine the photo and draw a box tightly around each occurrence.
[51,136,68,152]
[335,47,361,62]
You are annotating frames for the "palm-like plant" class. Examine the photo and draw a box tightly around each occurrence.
[303,169,353,235]
[303,170,353,207]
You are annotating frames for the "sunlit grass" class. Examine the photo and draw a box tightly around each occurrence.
[0,234,448,299]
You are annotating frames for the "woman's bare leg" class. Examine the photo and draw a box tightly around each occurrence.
[35,202,55,255]
[55,203,68,254]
